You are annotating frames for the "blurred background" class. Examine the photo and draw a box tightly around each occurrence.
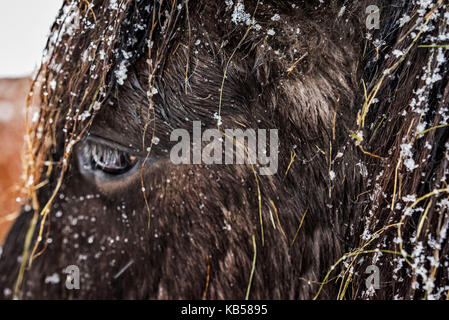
[0,1,61,242]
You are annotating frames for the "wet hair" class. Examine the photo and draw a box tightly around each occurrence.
[1,0,449,299]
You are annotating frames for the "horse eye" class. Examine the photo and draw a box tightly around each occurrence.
[82,140,138,175]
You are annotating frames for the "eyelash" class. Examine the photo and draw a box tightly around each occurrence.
[84,140,138,175]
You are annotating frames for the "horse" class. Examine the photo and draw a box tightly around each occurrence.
[1,0,448,299]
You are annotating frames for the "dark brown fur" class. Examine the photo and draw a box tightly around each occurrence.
[1,0,449,299]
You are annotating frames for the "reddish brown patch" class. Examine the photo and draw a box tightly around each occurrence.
[0,78,30,243]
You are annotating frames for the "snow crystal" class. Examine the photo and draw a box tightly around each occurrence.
[392,49,404,58]
[213,112,222,126]
[404,158,418,171]
[149,87,158,96]
[400,143,418,171]
[436,49,446,64]
[109,0,119,10]
[398,14,411,27]
[99,49,105,60]
[271,14,281,21]
[78,110,91,121]
[115,61,128,85]
[49,80,57,91]
[93,101,101,111]
[44,273,60,284]
[231,0,253,26]
[267,29,275,36]
[3,288,11,297]
[402,194,417,203]
[356,161,368,177]
[416,122,427,134]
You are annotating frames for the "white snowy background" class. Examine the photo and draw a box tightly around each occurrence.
[0,0,62,78]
